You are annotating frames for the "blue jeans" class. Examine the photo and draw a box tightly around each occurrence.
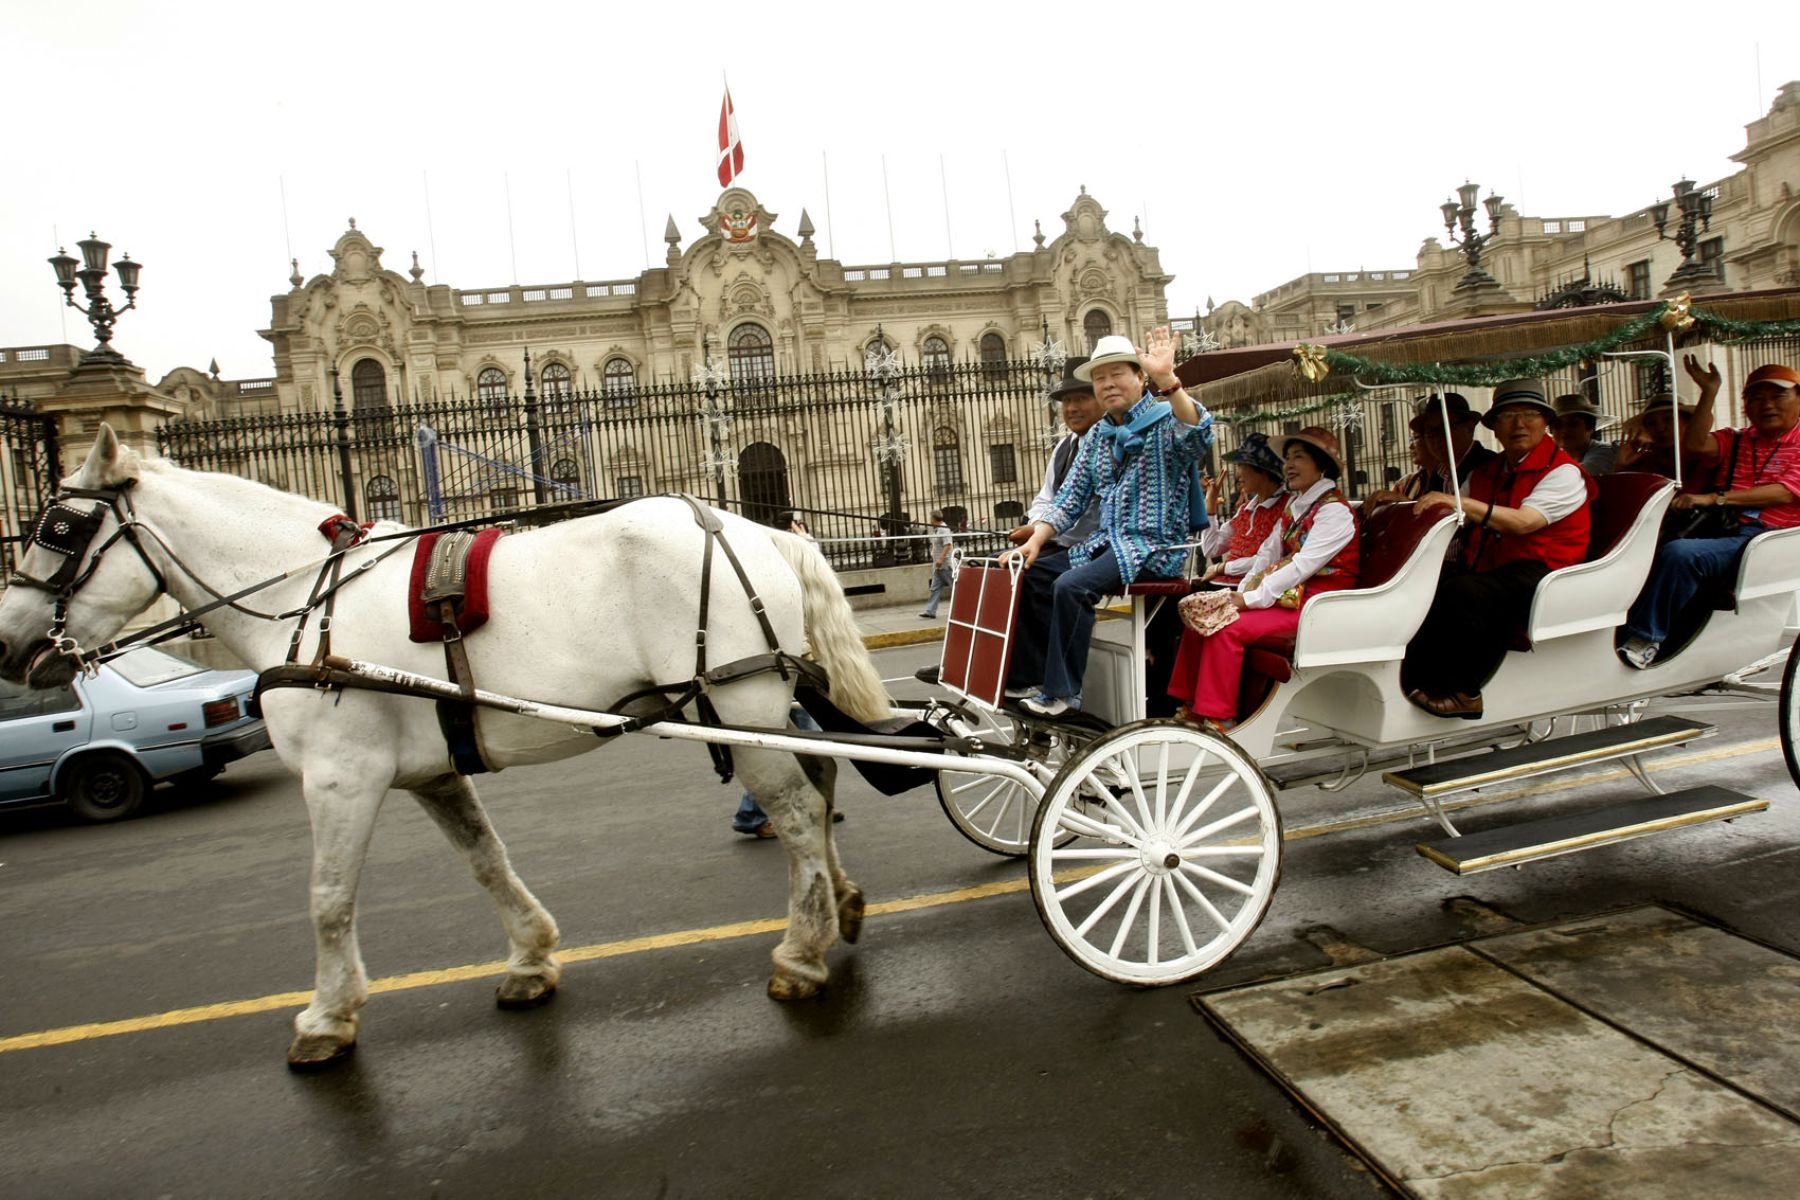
[1041,546,1130,704]
[1624,524,1763,644]
[1006,549,1071,691]
[733,705,823,832]
[922,564,952,616]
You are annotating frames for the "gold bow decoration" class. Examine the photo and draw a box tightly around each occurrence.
[1293,343,1332,383]
[1658,294,1696,333]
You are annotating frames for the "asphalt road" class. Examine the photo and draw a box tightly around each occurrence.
[2,642,1796,1199]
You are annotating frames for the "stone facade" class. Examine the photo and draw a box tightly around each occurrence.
[1204,81,1800,344]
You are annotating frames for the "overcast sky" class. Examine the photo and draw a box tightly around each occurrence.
[3,0,1794,382]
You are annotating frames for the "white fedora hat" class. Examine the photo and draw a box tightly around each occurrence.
[1073,334,1143,382]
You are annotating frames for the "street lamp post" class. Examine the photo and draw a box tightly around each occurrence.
[1439,182,1505,291]
[1652,178,1717,290]
[48,233,142,366]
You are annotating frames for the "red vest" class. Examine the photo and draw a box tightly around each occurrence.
[1464,438,1596,572]
[1216,499,1285,584]
[1282,488,1360,599]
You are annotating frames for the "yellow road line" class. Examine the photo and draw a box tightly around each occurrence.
[0,875,1045,1056]
[2,736,1781,1057]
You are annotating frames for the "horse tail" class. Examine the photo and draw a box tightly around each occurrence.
[768,531,892,725]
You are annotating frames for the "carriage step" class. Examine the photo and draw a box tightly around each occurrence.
[1416,785,1767,874]
[1381,715,1714,799]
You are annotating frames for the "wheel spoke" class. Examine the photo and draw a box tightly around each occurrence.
[1170,774,1235,842]
[1074,866,1144,938]
[949,775,1003,800]
[979,787,1018,840]
[1153,740,1171,830]
[1050,847,1141,861]
[1122,756,1156,836]
[1057,858,1139,904]
[1179,803,1261,849]
[1056,807,1142,846]
[1108,876,1152,958]
[1173,866,1233,932]
[1179,844,1265,858]
[1146,874,1162,965]
[955,778,1006,817]
[1163,876,1198,956]
[1178,860,1256,896]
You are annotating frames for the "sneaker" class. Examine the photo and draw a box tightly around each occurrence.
[914,665,942,685]
[1003,684,1037,700]
[918,611,938,619]
[1619,636,1659,670]
[1021,693,1078,718]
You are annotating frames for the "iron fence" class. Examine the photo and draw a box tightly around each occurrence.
[157,357,1077,572]
[0,392,62,578]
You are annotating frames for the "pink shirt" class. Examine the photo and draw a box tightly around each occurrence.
[1710,424,1800,529]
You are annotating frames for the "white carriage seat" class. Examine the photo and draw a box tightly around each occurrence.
[1289,503,1460,670]
[1730,523,1800,606]
[1526,472,1676,644]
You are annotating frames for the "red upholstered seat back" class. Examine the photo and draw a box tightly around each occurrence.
[1358,502,1441,590]
[1587,472,1670,561]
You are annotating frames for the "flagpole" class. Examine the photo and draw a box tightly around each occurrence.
[881,154,896,262]
[566,168,582,278]
[822,150,835,260]
[422,170,441,284]
[1002,150,1019,254]
[940,154,953,260]
[504,170,519,285]
[634,161,650,270]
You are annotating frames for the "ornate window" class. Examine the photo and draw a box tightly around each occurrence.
[616,474,645,499]
[351,358,387,410]
[1083,309,1113,351]
[365,474,402,522]
[476,367,508,411]
[602,357,636,406]
[923,335,951,382]
[994,499,1024,525]
[541,362,572,403]
[979,332,1007,379]
[728,323,775,387]
[549,457,581,497]
[933,426,964,495]
[988,443,1018,485]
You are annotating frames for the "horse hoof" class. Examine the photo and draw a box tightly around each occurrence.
[837,886,866,944]
[767,972,822,1002]
[286,1033,355,1071]
[496,975,557,1009]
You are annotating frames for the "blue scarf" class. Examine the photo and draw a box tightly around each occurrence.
[1091,394,1210,531]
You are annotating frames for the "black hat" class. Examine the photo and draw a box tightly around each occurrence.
[1410,392,1477,433]
[1049,357,1095,401]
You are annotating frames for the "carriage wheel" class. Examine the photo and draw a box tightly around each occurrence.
[1778,638,1800,792]
[1029,720,1282,987]
[933,706,1075,857]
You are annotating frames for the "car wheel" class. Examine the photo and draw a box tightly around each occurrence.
[62,751,149,823]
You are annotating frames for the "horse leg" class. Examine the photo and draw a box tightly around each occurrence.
[737,745,842,1000]
[288,772,388,1070]
[799,750,864,944]
[408,773,561,1008]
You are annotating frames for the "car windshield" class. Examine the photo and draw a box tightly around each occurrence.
[109,647,207,688]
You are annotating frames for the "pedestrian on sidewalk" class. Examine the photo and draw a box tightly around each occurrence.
[732,704,842,837]
[919,509,953,619]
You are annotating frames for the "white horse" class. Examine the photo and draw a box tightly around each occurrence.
[0,427,891,1068]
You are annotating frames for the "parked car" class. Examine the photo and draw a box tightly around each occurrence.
[0,647,272,822]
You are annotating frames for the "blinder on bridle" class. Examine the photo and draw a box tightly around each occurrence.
[9,483,167,666]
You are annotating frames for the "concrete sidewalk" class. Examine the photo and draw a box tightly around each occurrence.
[855,600,948,650]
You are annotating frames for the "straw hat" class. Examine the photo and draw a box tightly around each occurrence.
[1073,335,1143,381]
[1276,426,1344,476]
[1551,393,1616,431]
[1480,377,1555,428]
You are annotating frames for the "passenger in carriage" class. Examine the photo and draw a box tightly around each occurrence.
[1407,392,1497,494]
[1361,434,1434,515]
[1610,356,1722,481]
[1167,427,1358,728]
[1197,432,1286,585]
[1004,327,1214,719]
[1618,363,1800,669]
[1401,378,1597,719]
[1550,393,1618,475]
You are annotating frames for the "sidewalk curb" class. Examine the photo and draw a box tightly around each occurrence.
[862,628,946,650]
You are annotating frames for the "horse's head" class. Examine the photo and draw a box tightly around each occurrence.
[0,425,162,689]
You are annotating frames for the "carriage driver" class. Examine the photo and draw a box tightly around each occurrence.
[1401,378,1597,719]
[1004,326,1214,718]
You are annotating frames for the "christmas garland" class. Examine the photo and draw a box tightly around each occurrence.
[1288,295,1800,389]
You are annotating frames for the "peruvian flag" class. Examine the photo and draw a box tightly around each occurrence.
[716,86,745,187]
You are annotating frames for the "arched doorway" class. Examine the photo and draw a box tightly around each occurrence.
[738,442,790,526]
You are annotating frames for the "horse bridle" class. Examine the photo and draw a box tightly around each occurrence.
[9,483,168,671]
